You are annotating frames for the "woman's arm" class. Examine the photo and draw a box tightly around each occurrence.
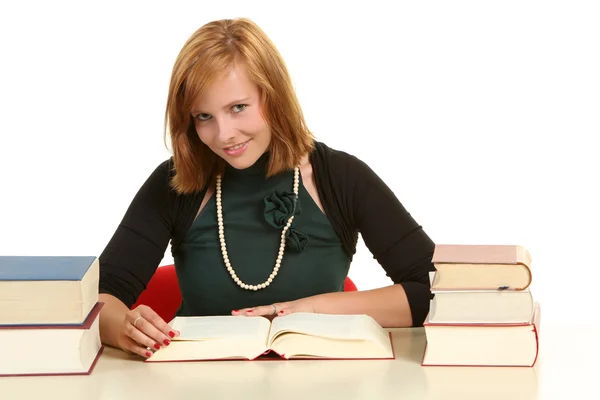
[98,160,182,354]
[313,143,435,326]
[308,284,412,327]
[98,293,134,348]
[99,161,174,308]
[99,292,177,357]
[234,284,412,327]
[346,155,436,327]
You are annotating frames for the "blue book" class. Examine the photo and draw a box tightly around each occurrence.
[0,256,99,325]
[0,256,97,281]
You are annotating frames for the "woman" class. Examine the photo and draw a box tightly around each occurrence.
[98,18,436,359]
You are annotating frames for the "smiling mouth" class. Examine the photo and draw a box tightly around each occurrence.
[224,141,248,151]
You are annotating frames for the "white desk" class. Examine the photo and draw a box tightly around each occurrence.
[1,325,597,400]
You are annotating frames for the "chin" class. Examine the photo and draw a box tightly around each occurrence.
[223,154,259,170]
[226,160,253,170]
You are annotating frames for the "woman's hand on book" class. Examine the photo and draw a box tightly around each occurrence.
[119,305,180,358]
[232,298,316,319]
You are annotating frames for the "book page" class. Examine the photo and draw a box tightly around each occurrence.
[171,315,271,343]
[268,313,390,349]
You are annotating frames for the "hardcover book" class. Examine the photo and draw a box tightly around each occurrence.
[0,302,104,376]
[429,288,535,324]
[431,244,532,290]
[422,302,541,367]
[0,255,99,325]
[147,312,394,362]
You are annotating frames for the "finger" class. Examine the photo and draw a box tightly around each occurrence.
[276,307,294,317]
[132,312,174,347]
[232,306,267,316]
[246,305,273,316]
[125,317,164,351]
[231,307,257,316]
[239,303,287,316]
[120,335,154,359]
[136,306,179,341]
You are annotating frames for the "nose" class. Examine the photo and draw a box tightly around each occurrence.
[215,115,236,143]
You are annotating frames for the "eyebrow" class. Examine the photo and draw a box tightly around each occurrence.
[191,97,251,115]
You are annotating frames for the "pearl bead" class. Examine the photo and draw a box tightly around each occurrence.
[216,166,300,290]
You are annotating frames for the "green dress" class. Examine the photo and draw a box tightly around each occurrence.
[173,153,351,316]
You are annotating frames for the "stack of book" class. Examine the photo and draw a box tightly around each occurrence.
[422,244,541,367]
[0,256,104,376]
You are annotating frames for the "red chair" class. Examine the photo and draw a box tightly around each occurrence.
[132,264,358,322]
[343,276,357,292]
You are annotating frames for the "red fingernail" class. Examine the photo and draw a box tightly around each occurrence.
[233,309,238,312]
[163,339,171,346]
[279,311,284,315]
[247,310,253,313]
[145,351,152,357]
[168,331,175,338]
[154,343,161,350]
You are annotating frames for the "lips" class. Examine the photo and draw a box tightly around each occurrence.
[223,140,250,157]
[224,141,248,151]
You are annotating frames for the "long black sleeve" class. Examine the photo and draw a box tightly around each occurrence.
[312,142,436,326]
[351,157,435,326]
[98,160,175,308]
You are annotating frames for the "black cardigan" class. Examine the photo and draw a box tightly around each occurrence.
[99,141,436,326]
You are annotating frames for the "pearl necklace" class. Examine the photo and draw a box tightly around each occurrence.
[216,167,300,291]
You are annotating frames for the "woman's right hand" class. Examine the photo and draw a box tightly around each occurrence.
[118,305,180,358]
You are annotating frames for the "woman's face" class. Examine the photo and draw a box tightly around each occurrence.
[191,64,271,170]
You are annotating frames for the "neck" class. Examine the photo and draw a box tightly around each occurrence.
[224,151,270,177]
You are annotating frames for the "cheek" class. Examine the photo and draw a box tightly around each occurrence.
[245,113,270,137]
[195,124,215,145]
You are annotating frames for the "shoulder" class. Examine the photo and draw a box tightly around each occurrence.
[146,157,194,194]
[311,141,375,179]
[151,157,176,180]
[134,157,197,209]
[136,158,175,195]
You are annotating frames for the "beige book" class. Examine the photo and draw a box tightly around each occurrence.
[429,289,535,324]
[0,302,104,376]
[423,363,539,399]
[431,244,532,290]
[422,303,541,367]
[0,256,99,325]
[146,313,394,362]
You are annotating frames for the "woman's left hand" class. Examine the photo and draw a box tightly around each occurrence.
[232,298,315,318]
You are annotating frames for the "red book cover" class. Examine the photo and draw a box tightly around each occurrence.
[0,302,103,330]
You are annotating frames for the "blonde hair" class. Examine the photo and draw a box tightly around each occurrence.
[164,18,314,194]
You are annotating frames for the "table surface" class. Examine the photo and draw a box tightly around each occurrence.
[1,324,597,400]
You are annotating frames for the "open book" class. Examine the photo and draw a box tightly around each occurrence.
[146,313,394,362]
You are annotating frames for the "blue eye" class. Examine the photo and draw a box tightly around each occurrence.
[232,104,247,113]
[195,113,212,121]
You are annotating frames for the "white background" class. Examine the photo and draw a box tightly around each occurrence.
[1,1,598,327]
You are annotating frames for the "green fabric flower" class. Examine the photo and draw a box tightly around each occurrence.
[285,228,309,252]
[263,190,301,229]
[263,190,307,252]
